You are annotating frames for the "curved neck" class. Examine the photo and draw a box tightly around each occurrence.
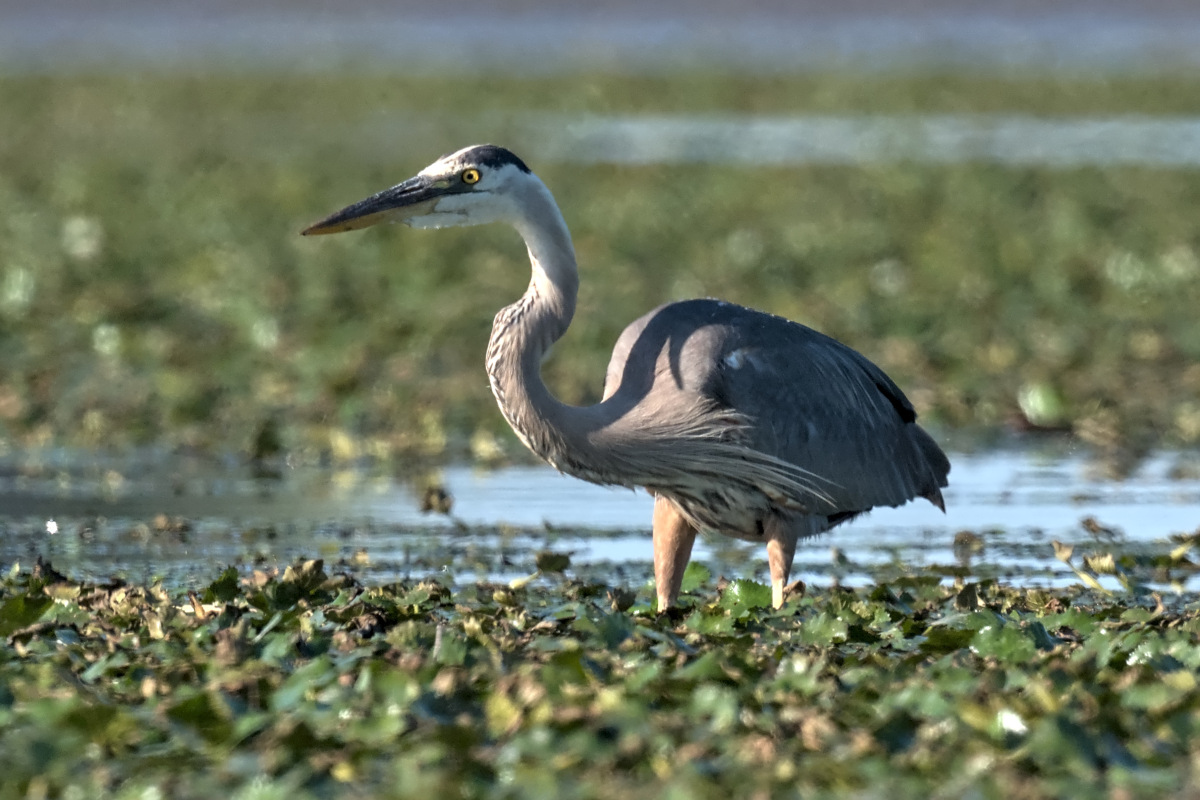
[479,174,807,506]
[485,177,592,472]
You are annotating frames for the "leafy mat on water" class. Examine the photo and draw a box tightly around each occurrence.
[2,557,1198,799]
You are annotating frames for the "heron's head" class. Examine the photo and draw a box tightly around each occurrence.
[302,144,533,236]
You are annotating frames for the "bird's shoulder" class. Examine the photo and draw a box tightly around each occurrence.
[603,299,748,397]
[605,299,915,423]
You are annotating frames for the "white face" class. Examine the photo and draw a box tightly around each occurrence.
[406,150,528,230]
[302,145,537,237]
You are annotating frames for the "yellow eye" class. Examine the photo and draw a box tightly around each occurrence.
[461,168,481,185]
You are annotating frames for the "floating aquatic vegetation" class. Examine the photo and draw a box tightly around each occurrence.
[1,555,1198,798]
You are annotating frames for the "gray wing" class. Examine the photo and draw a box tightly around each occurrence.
[604,299,949,514]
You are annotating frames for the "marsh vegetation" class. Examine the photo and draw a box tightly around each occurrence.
[2,73,1200,464]
[3,61,1200,798]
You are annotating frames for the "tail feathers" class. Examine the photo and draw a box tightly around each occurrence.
[911,424,950,512]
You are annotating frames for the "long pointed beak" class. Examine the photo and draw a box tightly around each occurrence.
[301,175,440,235]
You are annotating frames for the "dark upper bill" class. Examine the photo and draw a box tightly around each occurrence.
[301,175,440,236]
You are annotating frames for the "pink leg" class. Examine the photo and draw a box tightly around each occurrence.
[652,496,697,611]
[764,516,799,609]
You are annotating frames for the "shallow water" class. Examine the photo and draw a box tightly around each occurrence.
[537,114,1200,167]
[1,446,1198,594]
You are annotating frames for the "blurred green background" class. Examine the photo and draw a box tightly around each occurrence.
[3,32,1200,465]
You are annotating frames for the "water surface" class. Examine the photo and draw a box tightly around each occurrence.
[2,446,1198,594]
[541,114,1200,167]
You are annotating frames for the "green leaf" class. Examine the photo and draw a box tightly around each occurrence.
[166,691,234,745]
[0,595,53,637]
[271,657,335,712]
[920,625,974,654]
[689,684,739,732]
[544,650,591,688]
[970,624,1037,663]
[680,562,712,593]
[484,691,521,737]
[1120,607,1153,623]
[371,668,421,712]
[1026,621,1063,651]
[81,651,130,683]
[203,566,241,603]
[796,611,850,645]
[433,628,468,666]
[718,579,771,615]
[594,611,635,649]
[675,651,729,682]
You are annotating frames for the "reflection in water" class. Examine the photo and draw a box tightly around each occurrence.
[1,447,1199,593]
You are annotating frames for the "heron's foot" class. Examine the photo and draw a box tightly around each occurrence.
[655,603,688,624]
[772,579,806,609]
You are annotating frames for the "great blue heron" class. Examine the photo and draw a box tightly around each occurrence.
[303,144,950,610]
